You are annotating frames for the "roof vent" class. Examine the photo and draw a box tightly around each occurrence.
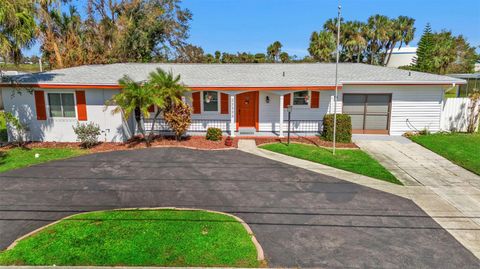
[283,71,285,77]
[408,71,411,76]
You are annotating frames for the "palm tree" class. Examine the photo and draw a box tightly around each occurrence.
[108,75,164,146]
[342,21,367,63]
[0,0,36,65]
[308,30,335,62]
[267,41,282,62]
[366,14,392,65]
[279,52,289,63]
[385,16,415,66]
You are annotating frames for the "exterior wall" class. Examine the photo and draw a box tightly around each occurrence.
[342,85,444,135]
[2,88,130,142]
[258,90,340,132]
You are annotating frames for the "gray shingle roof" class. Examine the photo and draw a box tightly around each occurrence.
[4,63,465,87]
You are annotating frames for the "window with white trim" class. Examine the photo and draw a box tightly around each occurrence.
[293,91,309,106]
[203,91,218,112]
[48,93,76,117]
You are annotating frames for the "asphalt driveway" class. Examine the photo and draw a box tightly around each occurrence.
[0,148,478,268]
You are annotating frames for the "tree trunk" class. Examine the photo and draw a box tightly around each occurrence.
[146,110,161,146]
[385,41,397,66]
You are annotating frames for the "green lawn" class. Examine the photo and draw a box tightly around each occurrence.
[0,147,84,173]
[260,143,401,185]
[410,132,480,175]
[0,209,260,267]
[0,63,48,73]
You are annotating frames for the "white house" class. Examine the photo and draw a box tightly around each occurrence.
[0,63,464,142]
[385,47,417,68]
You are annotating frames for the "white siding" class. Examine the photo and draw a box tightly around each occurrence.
[342,85,444,135]
[258,91,337,132]
[2,88,130,142]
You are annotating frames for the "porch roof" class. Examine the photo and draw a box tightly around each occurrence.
[1,63,465,89]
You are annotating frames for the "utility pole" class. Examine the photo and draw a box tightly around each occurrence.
[333,1,341,155]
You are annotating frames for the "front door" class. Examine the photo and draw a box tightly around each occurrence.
[236,91,258,128]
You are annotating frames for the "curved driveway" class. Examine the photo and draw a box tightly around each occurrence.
[0,148,478,268]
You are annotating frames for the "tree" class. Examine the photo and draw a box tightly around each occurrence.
[0,0,36,65]
[176,44,204,63]
[279,52,289,63]
[308,30,335,62]
[365,14,391,65]
[385,16,415,66]
[341,21,367,63]
[214,50,221,63]
[144,68,189,143]
[163,103,191,141]
[267,41,282,62]
[412,23,434,72]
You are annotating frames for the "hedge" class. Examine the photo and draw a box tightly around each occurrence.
[322,114,352,143]
[206,127,223,141]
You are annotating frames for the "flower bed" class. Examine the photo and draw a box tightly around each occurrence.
[1,135,238,153]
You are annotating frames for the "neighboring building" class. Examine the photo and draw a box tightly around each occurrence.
[448,73,480,97]
[0,63,464,142]
[385,47,417,68]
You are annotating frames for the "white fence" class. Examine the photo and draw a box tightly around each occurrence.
[441,98,479,132]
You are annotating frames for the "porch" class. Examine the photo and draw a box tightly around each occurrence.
[145,89,336,137]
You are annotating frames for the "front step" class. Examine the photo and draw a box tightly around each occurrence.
[238,127,256,135]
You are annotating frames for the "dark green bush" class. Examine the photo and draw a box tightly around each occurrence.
[206,127,222,141]
[322,114,352,143]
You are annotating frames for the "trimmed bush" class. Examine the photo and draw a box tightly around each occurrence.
[73,122,101,148]
[322,114,352,143]
[206,127,222,141]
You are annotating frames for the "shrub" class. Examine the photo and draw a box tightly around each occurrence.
[3,112,28,146]
[73,122,101,148]
[322,114,352,143]
[163,103,192,141]
[206,127,222,141]
[0,112,8,142]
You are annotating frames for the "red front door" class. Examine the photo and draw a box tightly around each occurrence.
[236,91,258,128]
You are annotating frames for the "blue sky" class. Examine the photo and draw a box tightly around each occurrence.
[25,0,480,57]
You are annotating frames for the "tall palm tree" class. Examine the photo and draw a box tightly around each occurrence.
[0,0,36,65]
[366,14,392,65]
[308,30,336,62]
[385,16,415,66]
[267,41,282,62]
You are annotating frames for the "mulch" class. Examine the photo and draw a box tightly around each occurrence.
[0,135,238,153]
[253,136,358,149]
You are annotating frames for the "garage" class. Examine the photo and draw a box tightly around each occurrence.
[343,93,392,134]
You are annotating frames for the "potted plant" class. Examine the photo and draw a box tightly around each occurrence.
[225,136,233,146]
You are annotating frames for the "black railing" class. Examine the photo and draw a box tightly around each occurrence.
[144,118,230,133]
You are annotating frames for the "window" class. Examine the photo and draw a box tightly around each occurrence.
[203,91,218,112]
[48,93,76,117]
[293,91,309,106]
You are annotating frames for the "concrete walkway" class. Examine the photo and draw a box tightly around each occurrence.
[240,139,480,259]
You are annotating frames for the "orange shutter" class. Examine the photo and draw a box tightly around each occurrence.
[311,91,320,108]
[148,105,155,112]
[34,90,47,120]
[75,91,88,121]
[192,92,201,114]
[220,93,229,114]
[283,93,291,108]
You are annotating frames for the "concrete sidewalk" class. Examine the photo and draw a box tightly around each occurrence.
[240,139,480,259]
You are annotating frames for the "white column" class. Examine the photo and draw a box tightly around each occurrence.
[230,95,235,137]
[279,95,284,137]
